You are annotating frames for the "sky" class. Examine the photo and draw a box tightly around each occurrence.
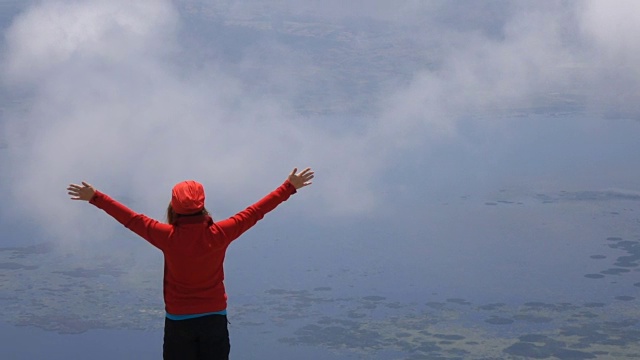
[0,0,637,262]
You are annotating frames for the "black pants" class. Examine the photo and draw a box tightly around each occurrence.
[163,315,230,360]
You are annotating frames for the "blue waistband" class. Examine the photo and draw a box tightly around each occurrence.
[165,310,227,321]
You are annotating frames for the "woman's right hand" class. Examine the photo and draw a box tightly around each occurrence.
[287,168,314,190]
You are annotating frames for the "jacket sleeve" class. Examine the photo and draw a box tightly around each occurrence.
[215,180,297,243]
[89,191,172,250]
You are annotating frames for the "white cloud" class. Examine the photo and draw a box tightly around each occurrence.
[578,0,640,115]
[4,0,178,84]
[1,0,384,248]
[372,3,577,148]
[2,0,639,248]
[581,0,640,61]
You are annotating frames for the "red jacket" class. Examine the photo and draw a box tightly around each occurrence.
[89,180,297,314]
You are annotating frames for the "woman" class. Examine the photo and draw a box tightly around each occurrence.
[67,167,314,360]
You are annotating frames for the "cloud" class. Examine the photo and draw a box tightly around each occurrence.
[579,0,640,115]
[0,0,384,248]
[1,0,182,244]
[3,0,178,84]
[581,0,640,61]
[1,0,639,248]
[369,0,640,152]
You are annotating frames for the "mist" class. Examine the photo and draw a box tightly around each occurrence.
[1,0,639,237]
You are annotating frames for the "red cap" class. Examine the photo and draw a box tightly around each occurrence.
[171,180,205,215]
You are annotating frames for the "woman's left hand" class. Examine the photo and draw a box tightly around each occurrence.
[67,181,96,201]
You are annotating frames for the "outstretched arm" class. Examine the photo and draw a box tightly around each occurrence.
[67,181,171,249]
[216,167,314,242]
